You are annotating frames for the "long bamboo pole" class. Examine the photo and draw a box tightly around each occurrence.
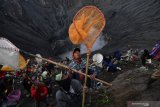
[22,51,112,87]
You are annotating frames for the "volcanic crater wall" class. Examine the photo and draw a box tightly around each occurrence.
[0,0,160,57]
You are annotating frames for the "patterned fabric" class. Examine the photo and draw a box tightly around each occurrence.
[69,58,86,71]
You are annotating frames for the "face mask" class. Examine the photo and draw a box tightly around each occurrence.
[56,77,71,92]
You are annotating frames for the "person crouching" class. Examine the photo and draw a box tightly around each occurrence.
[55,72,82,107]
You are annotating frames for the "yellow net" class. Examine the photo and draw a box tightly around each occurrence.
[69,6,106,50]
[1,54,30,71]
[19,54,30,70]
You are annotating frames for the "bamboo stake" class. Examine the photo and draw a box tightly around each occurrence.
[82,52,90,107]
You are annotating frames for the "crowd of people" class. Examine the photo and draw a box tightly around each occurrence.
[0,44,160,107]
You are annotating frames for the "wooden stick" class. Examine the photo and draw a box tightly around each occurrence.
[26,52,112,87]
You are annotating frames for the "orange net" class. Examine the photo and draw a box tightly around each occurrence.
[68,6,106,107]
[69,6,106,50]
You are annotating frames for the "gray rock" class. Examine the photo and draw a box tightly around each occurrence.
[108,68,160,107]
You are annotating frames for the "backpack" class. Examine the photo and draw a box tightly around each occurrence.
[150,43,160,61]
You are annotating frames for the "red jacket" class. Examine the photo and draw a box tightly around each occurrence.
[31,84,48,101]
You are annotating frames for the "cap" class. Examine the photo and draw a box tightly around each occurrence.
[73,47,80,54]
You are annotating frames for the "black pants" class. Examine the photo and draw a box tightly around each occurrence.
[0,92,6,106]
[141,57,146,66]
[35,98,49,107]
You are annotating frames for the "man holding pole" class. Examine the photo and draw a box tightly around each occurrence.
[68,48,97,87]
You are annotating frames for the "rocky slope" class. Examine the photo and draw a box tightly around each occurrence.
[0,0,160,57]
